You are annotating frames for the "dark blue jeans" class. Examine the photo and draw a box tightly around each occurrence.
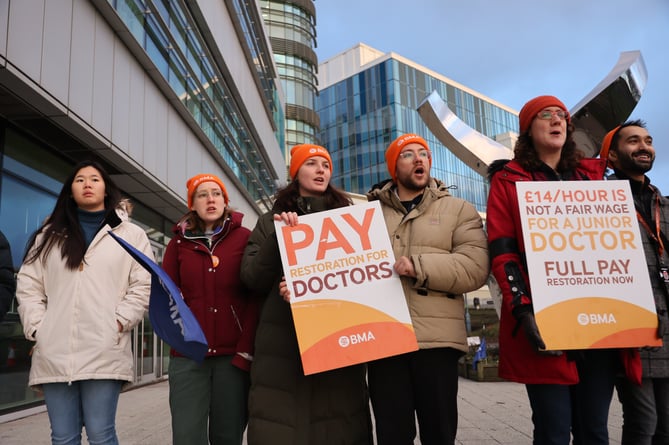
[42,379,123,445]
[526,349,618,445]
[526,383,572,445]
[616,376,669,445]
[571,349,618,445]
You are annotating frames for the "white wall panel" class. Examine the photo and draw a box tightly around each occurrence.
[111,41,131,152]
[152,105,170,180]
[127,66,145,164]
[154,103,169,180]
[91,13,114,140]
[6,0,43,80]
[166,112,187,196]
[0,0,9,59]
[141,85,160,172]
[41,0,72,104]
[69,0,95,123]
[142,82,169,176]
[184,131,205,188]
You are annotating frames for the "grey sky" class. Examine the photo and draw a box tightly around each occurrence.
[315,0,669,192]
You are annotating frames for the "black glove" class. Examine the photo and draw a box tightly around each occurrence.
[518,311,561,356]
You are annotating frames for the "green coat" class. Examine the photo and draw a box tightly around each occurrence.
[367,178,490,354]
[241,196,372,445]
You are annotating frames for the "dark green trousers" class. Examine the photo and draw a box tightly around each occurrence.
[169,355,249,445]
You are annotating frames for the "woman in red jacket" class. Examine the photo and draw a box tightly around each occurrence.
[162,174,258,445]
[487,95,624,445]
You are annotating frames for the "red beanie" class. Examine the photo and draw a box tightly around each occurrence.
[289,144,332,180]
[186,174,229,208]
[385,134,431,181]
[518,95,570,134]
[600,125,622,166]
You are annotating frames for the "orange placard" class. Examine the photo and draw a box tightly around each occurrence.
[517,181,658,350]
[275,201,418,374]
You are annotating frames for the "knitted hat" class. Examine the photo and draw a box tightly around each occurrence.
[599,125,622,166]
[186,174,229,208]
[289,144,332,180]
[385,133,431,181]
[518,95,570,134]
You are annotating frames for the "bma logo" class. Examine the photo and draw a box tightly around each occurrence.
[338,331,377,348]
[397,135,419,146]
[576,313,617,326]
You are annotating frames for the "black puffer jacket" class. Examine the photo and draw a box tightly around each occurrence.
[241,196,373,445]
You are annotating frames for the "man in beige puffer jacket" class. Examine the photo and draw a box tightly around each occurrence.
[366,133,489,445]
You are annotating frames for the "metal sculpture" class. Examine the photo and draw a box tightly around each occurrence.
[417,50,647,175]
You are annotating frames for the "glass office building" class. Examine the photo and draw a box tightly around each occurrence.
[0,0,284,419]
[260,0,319,153]
[317,44,518,212]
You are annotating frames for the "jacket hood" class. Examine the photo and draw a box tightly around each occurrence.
[367,178,393,195]
[489,158,607,183]
[487,159,511,181]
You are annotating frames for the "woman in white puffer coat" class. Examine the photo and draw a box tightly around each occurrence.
[17,160,152,445]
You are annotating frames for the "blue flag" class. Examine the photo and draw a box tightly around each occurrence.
[472,337,487,371]
[109,232,208,363]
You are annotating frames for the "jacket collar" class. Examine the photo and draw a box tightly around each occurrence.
[496,158,606,182]
[367,177,451,210]
[172,211,243,239]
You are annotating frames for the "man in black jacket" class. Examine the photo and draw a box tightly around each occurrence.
[603,119,669,444]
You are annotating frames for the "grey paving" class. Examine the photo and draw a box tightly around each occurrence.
[0,377,623,444]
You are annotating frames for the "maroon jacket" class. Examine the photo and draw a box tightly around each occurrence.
[162,211,259,371]
[487,158,640,385]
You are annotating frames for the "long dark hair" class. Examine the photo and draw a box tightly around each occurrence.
[24,160,123,269]
[272,180,351,213]
[513,122,584,172]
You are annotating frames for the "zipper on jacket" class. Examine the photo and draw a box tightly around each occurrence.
[183,218,232,256]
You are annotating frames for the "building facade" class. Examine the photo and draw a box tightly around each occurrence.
[260,0,319,154]
[317,44,518,212]
[0,0,285,419]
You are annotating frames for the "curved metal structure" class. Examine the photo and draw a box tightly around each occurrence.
[417,50,647,175]
[417,91,512,176]
[570,50,647,157]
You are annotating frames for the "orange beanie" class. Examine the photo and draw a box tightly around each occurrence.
[518,95,570,134]
[289,144,332,180]
[385,133,431,181]
[599,125,622,166]
[186,174,229,208]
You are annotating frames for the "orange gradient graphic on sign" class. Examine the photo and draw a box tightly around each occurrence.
[291,299,418,375]
[536,297,661,350]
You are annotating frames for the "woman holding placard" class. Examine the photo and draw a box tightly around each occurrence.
[486,95,636,445]
[241,144,373,445]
